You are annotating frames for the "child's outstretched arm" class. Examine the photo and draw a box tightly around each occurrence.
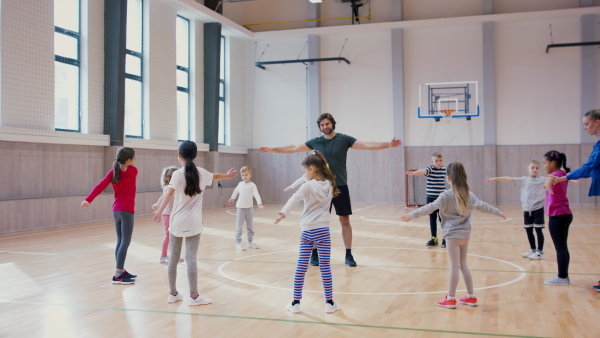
[544,176,555,194]
[568,180,583,186]
[275,184,307,223]
[152,192,165,210]
[213,168,238,180]
[284,176,306,192]
[153,188,175,222]
[486,176,515,183]
[400,194,445,222]
[406,169,427,176]
[470,194,505,219]
[252,183,264,209]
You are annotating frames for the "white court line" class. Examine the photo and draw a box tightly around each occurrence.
[0,221,116,241]
[359,216,600,228]
[217,247,526,295]
[353,205,376,212]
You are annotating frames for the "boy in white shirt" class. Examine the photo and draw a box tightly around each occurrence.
[229,166,264,250]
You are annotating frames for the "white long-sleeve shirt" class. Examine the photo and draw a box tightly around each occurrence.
[155,186,174,215]
[230,181,262,208]
[280,179,333,231]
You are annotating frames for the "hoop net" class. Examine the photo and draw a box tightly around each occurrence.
[440,109,455,124]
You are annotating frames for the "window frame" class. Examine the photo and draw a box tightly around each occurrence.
[124,0,144,139]
[54,3,81,133]
[218,35,226,145]
[176,15,191,142]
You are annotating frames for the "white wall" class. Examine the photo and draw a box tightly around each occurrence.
[227,37,256,150]
[495,18,582,145]
[253,38,309,148]
[321,33,394,142]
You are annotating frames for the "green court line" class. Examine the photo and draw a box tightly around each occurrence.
[0,299,551,338]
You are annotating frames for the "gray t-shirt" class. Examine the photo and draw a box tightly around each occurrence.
[513,176,545,212]
[305,133,357,186]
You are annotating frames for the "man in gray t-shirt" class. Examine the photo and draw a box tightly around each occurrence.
[259,113,402,267]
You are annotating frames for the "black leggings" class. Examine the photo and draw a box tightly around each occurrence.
[548,214,573,279]
[113,211,135,270]
[525,227,544,251]
[427,196,441,237]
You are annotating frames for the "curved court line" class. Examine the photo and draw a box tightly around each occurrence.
[217,247,526,295]
[360,216,513,226]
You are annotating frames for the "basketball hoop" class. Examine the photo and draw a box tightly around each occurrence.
[440,109,454,124]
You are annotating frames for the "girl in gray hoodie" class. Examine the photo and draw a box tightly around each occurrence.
[401,162,505,309]
[275,151,341,314]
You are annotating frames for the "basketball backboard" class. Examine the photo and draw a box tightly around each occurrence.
[418,81,479,121]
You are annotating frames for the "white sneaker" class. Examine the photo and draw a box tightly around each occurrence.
[189,295,212,306]
[544,275,570,286]
[325,301,341,313]
[286,302,301,313]
[522,249,535,257]
[236,243,246,251]
[529,251,545,260]
[247,242,259,249]
[167,292,183,303]
[160,256,169,264]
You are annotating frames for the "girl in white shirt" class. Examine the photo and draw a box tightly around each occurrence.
[153,141,237,306]
[275,150,341,314]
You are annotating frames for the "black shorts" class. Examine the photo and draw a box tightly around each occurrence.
[523,208,545,228]
[330,185,352,216]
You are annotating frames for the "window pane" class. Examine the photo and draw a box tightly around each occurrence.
[177,70,188,89]
[177,91,189,140]
[176,17,189,68]
[55,33,78,60]
[218,100,225,144]
[55,61,79,130]
[125,79,143,137]
[126,0,143,53]
[126,54,141,76]
[220,37,225,79]
[55,0,79,32]
[219,81,224,98]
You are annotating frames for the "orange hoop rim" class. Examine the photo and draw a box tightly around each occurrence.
[440,109,455,117]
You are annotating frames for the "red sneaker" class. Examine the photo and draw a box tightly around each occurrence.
[436,295,457,309]
[459,295,478,307]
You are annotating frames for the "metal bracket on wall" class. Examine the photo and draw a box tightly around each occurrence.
[546,41,600,53]
[255,57,350,70]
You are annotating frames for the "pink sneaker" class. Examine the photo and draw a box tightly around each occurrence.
[459,295,478,307]
[436,295,457,309]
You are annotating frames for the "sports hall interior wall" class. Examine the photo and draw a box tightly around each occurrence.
[1,2,599,235]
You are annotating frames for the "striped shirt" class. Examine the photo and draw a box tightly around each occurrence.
[424,165,446,198]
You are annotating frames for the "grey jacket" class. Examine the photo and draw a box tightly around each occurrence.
[409,189,503,239]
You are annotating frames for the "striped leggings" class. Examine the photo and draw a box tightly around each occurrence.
[293,227,333,301]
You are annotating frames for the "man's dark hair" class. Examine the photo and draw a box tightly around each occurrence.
[316,113,336,131]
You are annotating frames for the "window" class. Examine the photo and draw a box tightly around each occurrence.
[125,0,143,138]
[54,0,80,132]
[218,36,226,145]
[176,16,190,141]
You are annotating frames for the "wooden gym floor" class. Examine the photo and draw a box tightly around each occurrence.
[1,204,599,337]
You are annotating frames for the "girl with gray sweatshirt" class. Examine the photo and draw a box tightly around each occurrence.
[275,150,341,314]
[401,162,505,309]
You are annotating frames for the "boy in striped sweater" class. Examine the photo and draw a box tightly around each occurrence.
[406,152,447,247]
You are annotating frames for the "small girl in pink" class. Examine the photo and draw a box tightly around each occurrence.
[543,150,573,286]
[152,166,181,264]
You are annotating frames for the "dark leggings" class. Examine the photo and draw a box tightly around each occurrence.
[427,197,441,237]
[525,227,544,251]
[113,211,134,270]
[548,214,573,279]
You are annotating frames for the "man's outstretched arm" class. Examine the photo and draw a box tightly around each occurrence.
[352,137,402,151]
[259,143,311,154]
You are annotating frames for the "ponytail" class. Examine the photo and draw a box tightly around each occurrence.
[112,147,135,184]
[544,150,570,173]
[179,141,202,197]
[301,150,340,197]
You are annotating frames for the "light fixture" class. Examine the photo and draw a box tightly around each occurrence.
[309,0,323,3]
